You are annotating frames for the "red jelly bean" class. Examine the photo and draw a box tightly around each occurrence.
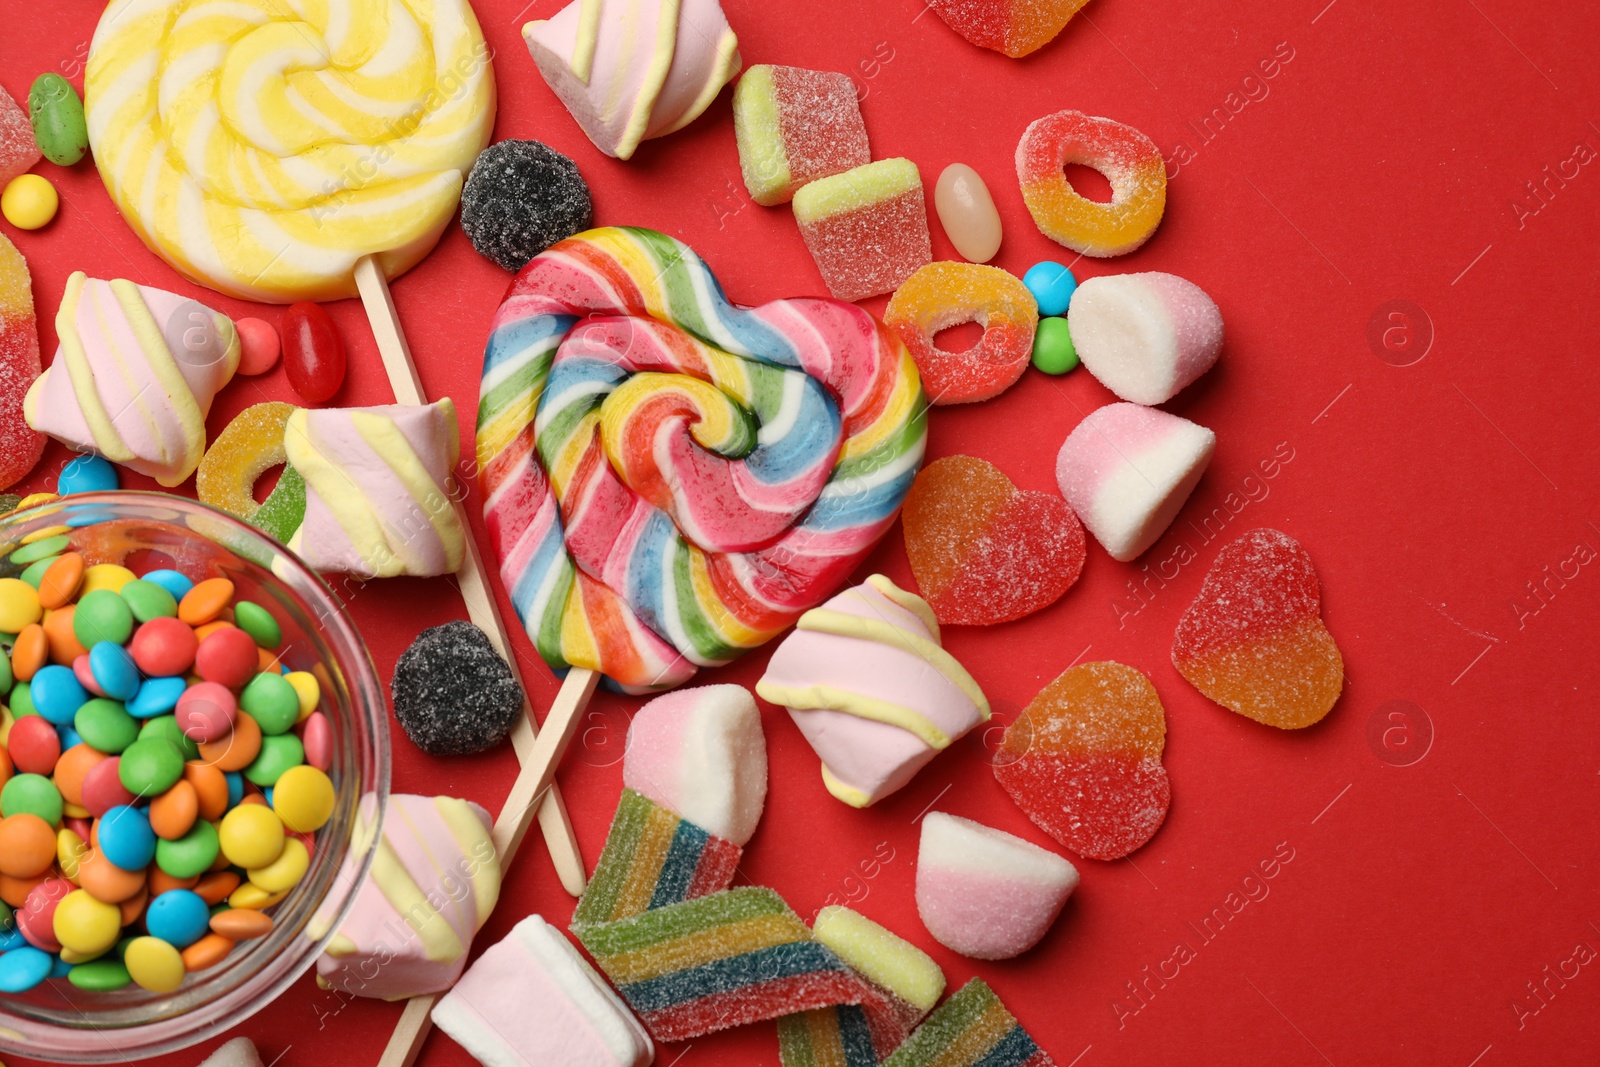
[8,715,61,776]
[129,617,199,678]
[82,757,136,817]
[195,628,259,689]
[281,302,346,404]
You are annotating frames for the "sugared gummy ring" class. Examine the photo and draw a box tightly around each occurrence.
[1016,109,1167,257]
[195,402,306,545]
[884,262,1039,405]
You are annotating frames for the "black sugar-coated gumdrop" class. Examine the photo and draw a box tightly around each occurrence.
[391,621,525,756]
[460,139,594,272]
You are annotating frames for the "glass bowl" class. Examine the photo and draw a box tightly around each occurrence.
[0,493,389,1062]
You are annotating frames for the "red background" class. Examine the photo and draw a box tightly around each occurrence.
[6,0,1600,1063]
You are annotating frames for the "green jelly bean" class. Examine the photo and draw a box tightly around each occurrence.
[74,589,133,647]
[68,958,132,992]
[9,680,34,718]
[233,601,282,649]
[28,74,87,167]
[0,648,12,694]
[156,818,219,879]
[119,579,178,623]
[18,555,57,589]
[245,734,304,787]
[75,698,138,754]
[10,535,69,566]
[138,715,199,761]
[1,772,63,823]
[240,672,298,735]
[1030,317,1079,375]
[118,737,185,797]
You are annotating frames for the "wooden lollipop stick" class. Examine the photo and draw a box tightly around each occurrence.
[376,666,599,1067]
[352,255,587,897]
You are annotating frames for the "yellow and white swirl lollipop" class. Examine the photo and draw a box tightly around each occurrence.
[86,0,496,302]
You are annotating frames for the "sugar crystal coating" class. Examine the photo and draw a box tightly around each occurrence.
[196,401,307,546]
[885,262,1038,404]
[902,456,1085,625]
[0,85,41,188]
[391,621,525,756]
[884,978,1057,1066]
[994,661,1171,860]
[1017,110,1166,256]
[928,0,1091,58]
[1172,528,1344,729]
[793,159,933,302]
[1068,271,1223,405]
[0,231,44,490]
[915,812,1078,960]
[734,65,871,206]
[461,140,593,272]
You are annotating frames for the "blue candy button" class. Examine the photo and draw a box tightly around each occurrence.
[140,570,195,602]
[99,805,157,871]
[129,676,187,719]
[89,642,142,702]
[57,454,119,496]
[145,890,211,948]
[1023,261,1078,317]
[30,665,88,725]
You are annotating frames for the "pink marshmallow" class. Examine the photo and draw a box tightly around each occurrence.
[1056,402,1216,562]
[756,576,988,808]
[915,812,1078,961]
[1067,272,1223,405]
[622,683,768,846]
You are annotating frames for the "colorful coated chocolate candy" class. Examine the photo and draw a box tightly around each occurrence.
[885,262,1038,404]
[902,456,1086,625]
[1172,528,1345,729]
[994,661,1172,860]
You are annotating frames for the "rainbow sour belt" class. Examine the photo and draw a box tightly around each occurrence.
[478,227,927,691]
[85,0,496,302]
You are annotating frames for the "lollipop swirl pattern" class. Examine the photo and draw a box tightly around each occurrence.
[479,228,927,691]
[85,0,496,302]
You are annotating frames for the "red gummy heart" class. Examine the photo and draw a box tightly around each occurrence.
[901,455,1085,625]
[994,661,1171,860]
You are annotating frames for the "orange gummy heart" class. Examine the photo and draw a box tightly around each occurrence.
[994,661,1170,860]
[901,455,1085,625]
[1171,528,1344,729]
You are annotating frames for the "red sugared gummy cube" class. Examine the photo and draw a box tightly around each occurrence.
[792,158,933,302]
[733,65,871,207]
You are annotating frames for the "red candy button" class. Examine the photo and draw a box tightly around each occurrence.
[177,681,238,744]
[194,628,260,689]
[281,302,347,404]
[129,617,199,678]
[8,715,61,776]
[82,757,136,817]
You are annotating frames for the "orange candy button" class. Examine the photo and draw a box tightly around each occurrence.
[181,933,235,972]
[150,780,200,840]
[183,762,230,822]
[209,908,273,940]
[148,868,201,896]
[12,623,48,680]
[52,744,108,808]
[77,848,147,904]
[37,552,85,610]
[194,871,240,906]
[179,578,235,626]
[0,871,49,907]
[0,813,57,878]
[43,605,88,665]
[197,711,262,772]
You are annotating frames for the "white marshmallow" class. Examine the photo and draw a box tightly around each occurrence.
[1068,272,1223,405]
[622,684,768,845]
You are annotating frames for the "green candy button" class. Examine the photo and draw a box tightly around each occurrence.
[156,818,220,879]
[18,556,57,589]
[0,648,12,694]
[1031,316,1079,375]
[138,715,200,761]
[68,958,132,992]
[74,589,134,648]
[119,579,178,623]
[245,734,304,787]
[240,673,298,735]
[9,680,34,718]
[233,601,282,649]
[76,698,139,755]
[1,773,63,824]
[9,536,69,566]
[118,737,186,798]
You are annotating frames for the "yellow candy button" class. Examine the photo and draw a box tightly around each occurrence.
[218,805,286,870]
[0,577,42,632]
[80,564,138,596]
[125,936,186,992]
[285,671,320,723]
[228,883,288,910]
[271,766,334,833]
[53,889,122,957]
[1,174,58,230]
[248,836,309,894]
[57,828,88,882]
[59,946,106,965]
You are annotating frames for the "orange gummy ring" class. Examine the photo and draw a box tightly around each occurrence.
[1016,109,1167,257]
